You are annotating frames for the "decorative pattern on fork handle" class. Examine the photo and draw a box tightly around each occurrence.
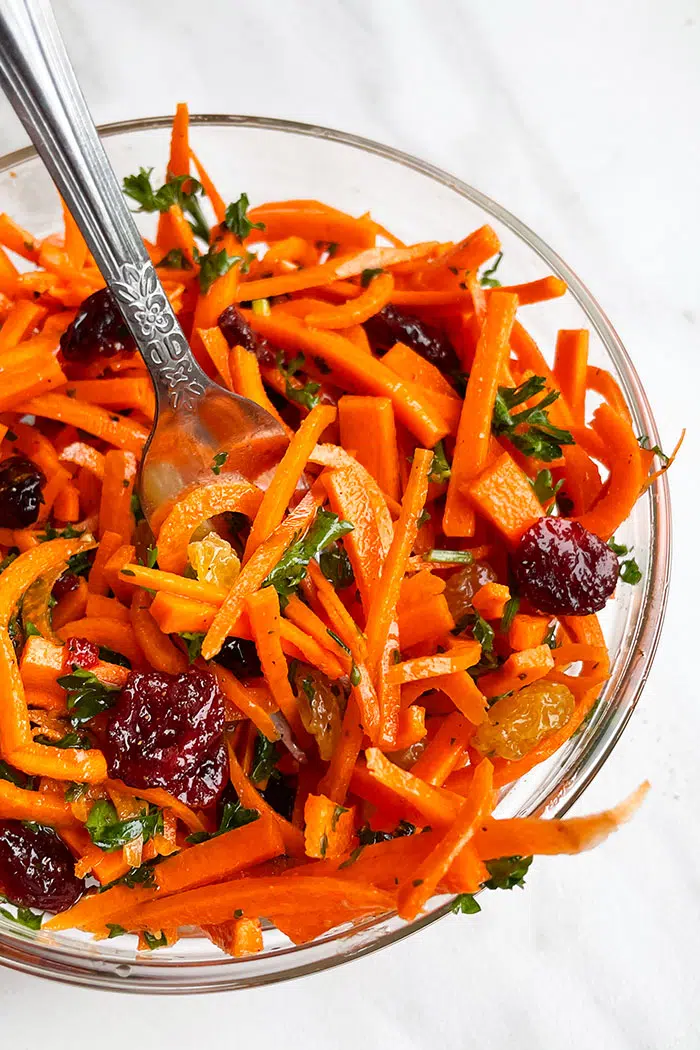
[110,261,206,411]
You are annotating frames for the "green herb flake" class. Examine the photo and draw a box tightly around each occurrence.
[500,596,520,633]
[211,451,228,476]
[429,440,451,484]
[331,805,348,831]
[472,611,495,653]
[451,893,481,914]
[250,733,279,784]
[478,252,503,288]
[263,509,354,605]
[484,854,532,890]
[492,376,574,462]
[23,621,41,638]
[223,193,265,240]
[276,351,321,411]
[638,435,669,464]
[319,832,329,858]
[156,248,191,270]
[0,897,43,930]
[319,543,354,590]
[122,168,209,241]
[179,631,205,664]
[360,267,384,287]
[417,509,431,528]
[85,799,163,853]
[531,468,564,510]
[142,930,168,950]
[350,662,361,687]
[106,923,127,939]
[198,248,242,294]
[607,537,629,557]
[423,549,473,565]
[57,667,120,726]
[620,557,642,585]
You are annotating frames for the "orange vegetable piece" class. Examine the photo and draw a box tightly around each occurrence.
[471,581,511,620]
[303,793,356,859]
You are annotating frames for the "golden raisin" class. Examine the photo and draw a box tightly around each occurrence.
[472,680,575,761]
[444,561,497,625]
[188,533,241,590]
[291,663,344,761]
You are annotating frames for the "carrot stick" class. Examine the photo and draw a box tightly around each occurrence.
[244,404,336,560]
[575,404,643,539]
[197,325,234,390]
[412,226,501,285]
[59,441,106,479]
[0,213,41,262]
[0,778,77,827]
[303,793,355,859]
[156,479,262,574]
[51,577,89,631]
[130,589,187,674]
[246,586,304,738]
[364,748,460,827]
[478,644,555,698]
[0,300,46,350]
[305,272,394,329]
[98,449,136,543]
[64,378,156,419]
[119,563,228,604]
[496,276,567,306]
[337,395,401,502]
[210,664,279,741]
[387,640,481,685]
[192,229,243,333]
[508,613,551,652]
[444,290,518,536]
[246,199,378,250]
[228,344,289,432]
[402,669,488,725]
[586,365,633,424]
[201,486,323,661]
[398,594,455,649]
[317,695,363,805]
[189,148,226,223]
[57,617,143,668]
[468,451,544,546]
[411,711,475,786]
[553,330,588,423]
[396,757,493,919]
[247,311,449,447]
[17,394,148,454]
[226,736,305,856]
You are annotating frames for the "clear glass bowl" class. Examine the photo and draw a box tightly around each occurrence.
[0,116,671,993]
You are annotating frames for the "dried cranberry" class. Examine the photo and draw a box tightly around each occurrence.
[52,573,80,602]
[219,304,275,366]
[511,517,619,616]
[59,288,135,367]
[104,670,227,808]
[215,637,262,679]
[63,636,100,671]
[0,456,45,528]
[0,820,84,912]
[364,305,459,373]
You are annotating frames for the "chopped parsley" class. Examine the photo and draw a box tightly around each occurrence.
[492,375,574,462]
[186,796,259,845]
[57,667,120,725]
[429,440,451,484]
[484,855,532,890]
[0,896,43,930]
[223,193,265,240]
[360,267,384,287]
[638,435,669,464]
[142,930,168,950]
[198,247,243,294]
[263,509,354,606]
[451,893,481,914]
[85,800,163,852]
[250,733,279,784]
[319,543,355,589]
[478,252,503,288]
[179,631,205,663]
[122,167,209,241]
[277,352,321,412]
[156,248,191,270]
[619,557,642,585]
[106,923,128,938]
[211,451,228,475]
[531,468,564,511]
[500,596,520,633]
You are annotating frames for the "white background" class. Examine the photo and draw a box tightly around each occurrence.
[0,1,699,1047]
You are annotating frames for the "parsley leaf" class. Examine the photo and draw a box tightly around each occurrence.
[607,537,629,557]
[223,193,265,240]
[122,168,209,241]
[85,800,163,853]
[478,252,503,288]
[493,376,574,462]
[263,509,354,606]
[0,896,43,930]
[500,596,520,633]
[35,729,91,749]
[250,732,279,783]
[99,862,159,893]
[142,930,168,950]
[130,492,145,523]
[360,267,384,287]
[57,667,120,725]
[619,557,642,585]
[451,893,481,914]
[211,451,228,475]
[429,440,451,484]
[543,623,559,649]
[471,611,495,653]
[156,248,191,270]
[0,550,18,575]
[0,760,34,790]
[198,247,242,294]
[531,468,564,511]
[186,797,259,845]
[179,631,205,663]
[484,855,532,890]
[638,435,669,464]
[107,923,127,938]
[23,621,40,638]
[277,352,321,411]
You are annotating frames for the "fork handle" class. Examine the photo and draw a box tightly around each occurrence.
[0,0,208,411]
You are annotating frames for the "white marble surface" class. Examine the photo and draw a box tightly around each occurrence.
[1,1,699,1046]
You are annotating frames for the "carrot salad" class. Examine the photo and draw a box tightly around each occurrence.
[0,104,677,955]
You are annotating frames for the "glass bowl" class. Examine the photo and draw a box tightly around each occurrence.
[0,115,671,993]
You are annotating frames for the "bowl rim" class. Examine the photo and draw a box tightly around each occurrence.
[0,113,672,993]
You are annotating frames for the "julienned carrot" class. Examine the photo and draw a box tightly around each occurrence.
[201,486,324,661]
[20,636,129,696]
[317,695,363,805]
[303,793,355,859]
[149,591,219,634]
[387,640,481,685]
[0,778,77,827]
[586,365,633,424]
[496,276,567,306]
[119,563,228,604]
[0,538,87,752]
[247,312,449,447]
[245,199,378,250]
[65,378,156,418]
[59,441,106,479]
[246,586,304,738]
[244,404,336,561]
[396,757,493,919]
[85,593,132,622]
[18,394,148,453]
[365,449,433,675]
[305,272,395,329]
[554,330,589,423]
[472,581,511,620]
[156,102,191,250]
[192,229,243,332]
[211,664,279,742]
[189,148,226,223]
[467,451,543,546]
[337,395,401,502]
[306,560,366,661]
[364,748,460,827]
[401,669,488,726]
[226,736,305,857]
[227,346,289,434]
[382,341,460,400]
[156,479,262,574]
[413,226,500,285]
[284,595,350,671]
[410,711,475,787]
[0,300,46,350]
[57,617,143,668]
[197,326,234,390]
[130,589,187,675]
[98,449,136,543]
[576,403,643,539]
[51,576,89,631]
[308,443,394,551]
[478,644,554,698]
[444,290,518,536]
